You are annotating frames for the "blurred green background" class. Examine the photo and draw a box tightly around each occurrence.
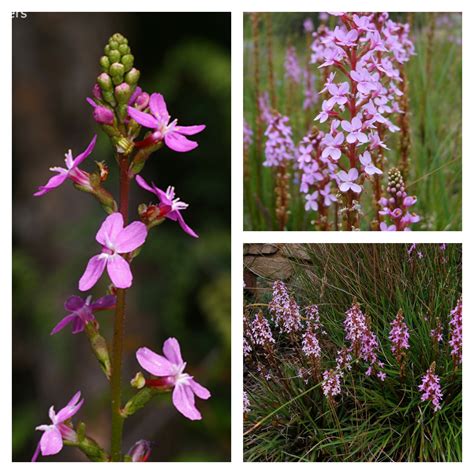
[12,12,230,462]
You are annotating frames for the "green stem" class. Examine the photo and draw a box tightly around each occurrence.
[110,155,130,461]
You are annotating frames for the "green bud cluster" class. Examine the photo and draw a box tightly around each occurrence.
[387,168,406,196]
[97,33,140,119]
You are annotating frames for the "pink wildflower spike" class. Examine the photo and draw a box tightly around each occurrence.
[79,213,147,291]
[419,364,443,412]
[51,294,116,335]
[135,175,198,238]
[337,168,362,193]
[128,92,206,152]
[34,135,97,196]
[32,391,83,461]
[448,298,462,367]
[136,338,211,421]
[389,310,410,364]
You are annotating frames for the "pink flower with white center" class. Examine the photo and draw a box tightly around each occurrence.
[128,93,205,152]
[341,117,368,144]
[32,391,84,461]
[327,82,350,108]
[315,100,333,123]
[136,338,211,421]
[79,213,148,291]
[359,151,382,175]
[305,191,319,212]
[321,132,344,160]
[419,364,443,412]
[334,26,358,46]
[34,135,97,196]
[337,169,362,193]
[136,175,198,238]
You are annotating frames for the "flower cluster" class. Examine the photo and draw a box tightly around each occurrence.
[419,364,443,412]
[263,113,296,167]
[243,391,251,414]
[448,298,462,367]
[285,45,302,83]
[301,326,321,359]
[268,280,302,334]
[389,310,410,364]
[322,369,341,398]
[31,32,209,462]
[250,312,275,348]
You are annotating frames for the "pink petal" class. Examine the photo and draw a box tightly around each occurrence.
[40,427,63,456]
[189,379,211,400]
[162,338,184,366]
[106,254,133,289]
[79,255,107,292]
[114,221,148,253]
[351,183,362,194]
[341,120,352,132]
[136,175,155,194]
[172,384,202,420]
[72,318,85,334]
[128,106,158,129]
[55,397,83,423]
[136,347,175,376]
[50,314,78,335]
[176,212,199,238]
[164,132,198,152]
[34,171,68,196]
[339,182,351,192]
[149,93,170,121]
[174,124,206,136]
[71,135,97,168]
[348,168,359,180]
[91,294,116,311]
[31,441,41,462]
[96,213,124,247]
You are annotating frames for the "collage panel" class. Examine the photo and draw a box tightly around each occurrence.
[243,243,462,461]
[243,12,462,231]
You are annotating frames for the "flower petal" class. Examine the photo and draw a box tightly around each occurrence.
[176,212,199,238]
[91,294,117,311]
[128,106,158,129]
[72,318,85,334]
[149,93,169,121]
[40,427,63,456]
[189,379,211,400]
[174,124,206,136]
[114,221,148,253]
[79,255,107,292]
[164,132,198,152]
[71,135,97,168]
[34,171,68,196]
[50,314,78,335]
[135,175,156,194]
[136,347,175,376]
[339,182,351,192]
[31,441,41,462]
[172,384,202,420]
[106,254,133,289]
[162,337,184,366]
[64,295,85,312]
[96,213,124,247]
[55,396,83,424]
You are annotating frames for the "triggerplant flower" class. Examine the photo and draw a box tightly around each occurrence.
[389,309,410,364]
[136,175,198,238]
[32,391,84,461]
[34,135,97,196]
[322,369,341,398]
[419,364,443,412]
[136,337,211,420]
[51,294,116,335]
[128,93,206,152]
[448,297,462,367]
[79,213,147,291]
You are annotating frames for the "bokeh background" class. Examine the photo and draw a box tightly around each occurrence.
[12,12,231,462]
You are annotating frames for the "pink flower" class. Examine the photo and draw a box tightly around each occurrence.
[327,82,349,108]
[34,135,97,196]
[32,391,83,461]
[389,310,410,363]
[86,98,114,125]
[321,132,344,160]
[136,338,211,420]
[128,93,205,152]
[448,298,462,367]
[380,222,396,231]
[341,117,368,144]
[305,191,319,211]
[337,168,362,193]
[322,370,341,397]
[334,26,358,46]
[79,213,147,291]
[136,175,198,238]
[419,364,443,412]
[359,151,382,175]
[51,294,116,335]
[315,100,333,123]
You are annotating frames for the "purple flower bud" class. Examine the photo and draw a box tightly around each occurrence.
[127,440,152,462]
[92,83,102,100]
[93,105,115,125]
[135,92,150,110]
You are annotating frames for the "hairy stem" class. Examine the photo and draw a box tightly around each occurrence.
[110,155,130,461]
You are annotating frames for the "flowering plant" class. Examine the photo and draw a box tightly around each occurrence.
[31,33,210,462]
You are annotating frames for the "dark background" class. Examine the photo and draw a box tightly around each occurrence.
[12,12,231,462]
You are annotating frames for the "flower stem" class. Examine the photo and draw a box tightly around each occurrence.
[110,155,130,461]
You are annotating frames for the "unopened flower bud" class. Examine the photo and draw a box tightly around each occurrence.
[99,55,110,72]
[115,83,132,105]
[125,67,140,85]
[119,44,131,56]
[135,92,149,110]
[109,39,119,50]
[127,440,152,462]
[110,62,125,77]
[131,372,146,389]
[121,54,134,72]
[107,49,121,64]
[93,105,115,125]
[92,83,102,100]
[97,72,113,92]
